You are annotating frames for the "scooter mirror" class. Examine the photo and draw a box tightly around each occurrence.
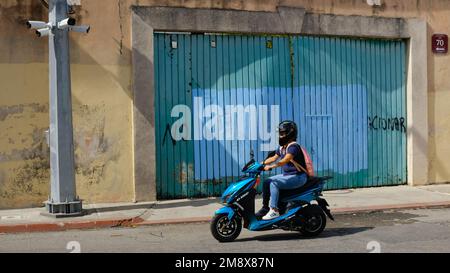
[242,158,256,172]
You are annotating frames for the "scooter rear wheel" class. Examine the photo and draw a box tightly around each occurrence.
[299,205,327,237]
[211,214,242,243]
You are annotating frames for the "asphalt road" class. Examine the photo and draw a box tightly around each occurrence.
[1,208,450,253]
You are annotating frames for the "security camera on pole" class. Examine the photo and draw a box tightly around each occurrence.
[26,0,90,217]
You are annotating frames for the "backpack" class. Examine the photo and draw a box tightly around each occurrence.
[283,142,315,177]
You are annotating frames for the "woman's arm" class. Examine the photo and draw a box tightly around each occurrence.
[264,153,294,171]
[262,154,279,165]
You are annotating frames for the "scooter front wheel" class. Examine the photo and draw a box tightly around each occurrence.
[211,214,242,242]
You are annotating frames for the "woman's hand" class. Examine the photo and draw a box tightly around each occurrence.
[264,165,276,171]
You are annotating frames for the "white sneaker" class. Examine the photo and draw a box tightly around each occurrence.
[262,208,280,220]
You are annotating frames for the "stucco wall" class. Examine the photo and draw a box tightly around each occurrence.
[0,0,134,208]
[0,0,449,208]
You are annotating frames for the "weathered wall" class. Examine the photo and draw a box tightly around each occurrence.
[0,0,134,208]
[0,0,449,208]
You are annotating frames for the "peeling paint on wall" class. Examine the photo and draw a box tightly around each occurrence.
[0,102,50,207]
[0,103,48,122]
[0,100,132,208]
[73,104,121,187]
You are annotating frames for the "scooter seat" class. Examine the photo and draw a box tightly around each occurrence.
[279,176,324,200]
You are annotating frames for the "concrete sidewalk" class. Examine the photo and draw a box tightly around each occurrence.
[1,184,450,234]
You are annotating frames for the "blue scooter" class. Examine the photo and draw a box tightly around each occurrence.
[211,151,334,242]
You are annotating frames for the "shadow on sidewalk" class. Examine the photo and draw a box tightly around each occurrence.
[152,198,222,210]
[83,197,222,215]
[83,203,157,215]
[234,227,373,242]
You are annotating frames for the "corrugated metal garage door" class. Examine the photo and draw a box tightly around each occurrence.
[154,32,407,199]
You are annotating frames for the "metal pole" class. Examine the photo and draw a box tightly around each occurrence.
[43,0,82,217]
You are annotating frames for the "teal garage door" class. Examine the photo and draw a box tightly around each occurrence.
[154,32,407,199]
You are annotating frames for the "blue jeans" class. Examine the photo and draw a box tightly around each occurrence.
[267,173,308,209]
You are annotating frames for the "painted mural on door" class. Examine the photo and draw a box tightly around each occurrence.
[155,33,406,199]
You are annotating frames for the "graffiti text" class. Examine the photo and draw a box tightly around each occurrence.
[368,116,406,133]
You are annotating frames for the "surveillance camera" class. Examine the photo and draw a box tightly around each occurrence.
[57,18,76,30]
[36,28,51,37]
[69,25,90,34]
[26,21,49,30]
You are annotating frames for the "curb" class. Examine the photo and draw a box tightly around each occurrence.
[0,217,144,234]
[136,217,212,226]
[1,201,450,234]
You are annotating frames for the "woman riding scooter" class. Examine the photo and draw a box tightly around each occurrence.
[256,120,309,220]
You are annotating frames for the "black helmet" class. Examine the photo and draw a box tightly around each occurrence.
[278,120,298,146]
